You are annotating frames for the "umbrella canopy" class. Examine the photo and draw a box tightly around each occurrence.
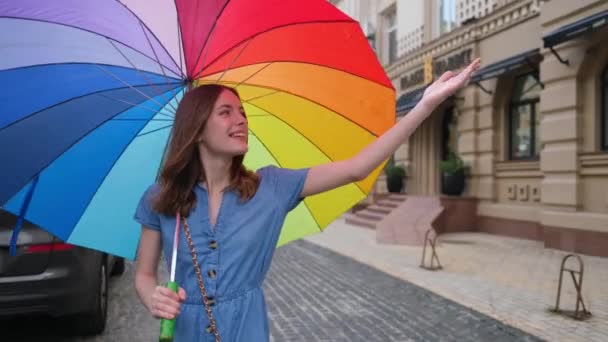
[0,0,395,260]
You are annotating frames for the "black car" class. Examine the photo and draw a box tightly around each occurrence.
[0,209,124,335]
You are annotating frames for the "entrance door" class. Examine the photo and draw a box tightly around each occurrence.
[440,107,457,193]
[409,111,441,195]
[409,107,456,195]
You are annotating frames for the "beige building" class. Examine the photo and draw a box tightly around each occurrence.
[457,0,501,25]
[333,0,608,257]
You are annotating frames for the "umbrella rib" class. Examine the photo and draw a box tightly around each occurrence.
[245,102,368,197]
[197,62,270,90]
[174,0,185,78]
[191,19,355,80]
[234,63,273,89]
[183,0,204,76]
[1,16,183,79]
[107,38,179,114]
[1,61,181,81]
[96,93,176,119]
[7,90,175,208]
[189,0,233,77]
[246,127,321,231]
[242,90,280,103]
[111,118,174,122]
[169,87,186,113]
[93,63,178,113]
[0,82,180,133]
[137,21,183,114]
[136,124,174,137]
[113,0,184,78]
[216,38,254,84]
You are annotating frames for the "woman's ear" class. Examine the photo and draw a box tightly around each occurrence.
[196,128,206,143]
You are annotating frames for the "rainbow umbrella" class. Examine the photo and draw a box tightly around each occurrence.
[0,0,395,260]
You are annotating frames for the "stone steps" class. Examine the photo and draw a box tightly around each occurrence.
[376,199,399,208]
[344,213,377,229]
[354,210,384,221]
[345,194,407,229]
[366,205,392,214]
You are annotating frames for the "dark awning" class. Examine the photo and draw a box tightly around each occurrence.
[471,49,540,83]
[543,10,608,48]
[396,86,426,115]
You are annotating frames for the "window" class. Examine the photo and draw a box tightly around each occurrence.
[603,65,608,150]
[385,11,397,64]
[509,72,542,160]
[439,0,458,35]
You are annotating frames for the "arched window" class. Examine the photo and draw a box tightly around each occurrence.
[509,72,542,160]
[603,65,608,150]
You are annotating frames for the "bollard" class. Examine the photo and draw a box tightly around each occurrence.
[420,228,442,271]
[550,254,592,321]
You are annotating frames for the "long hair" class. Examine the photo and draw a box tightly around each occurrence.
[153,84,260,217]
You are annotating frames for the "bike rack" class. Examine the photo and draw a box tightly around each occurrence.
[550,254,592,321]
[420,229,442,271]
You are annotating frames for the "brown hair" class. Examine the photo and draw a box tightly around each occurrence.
[153,84,260,217]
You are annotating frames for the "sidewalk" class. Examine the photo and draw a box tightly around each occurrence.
[304,218,608,342]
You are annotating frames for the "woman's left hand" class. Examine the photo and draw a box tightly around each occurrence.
[419,58,481,110]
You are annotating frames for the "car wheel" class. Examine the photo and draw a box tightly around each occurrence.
[110,257,125,276]
[72,260,108,336]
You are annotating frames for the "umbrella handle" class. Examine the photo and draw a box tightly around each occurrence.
[159,281,179,342]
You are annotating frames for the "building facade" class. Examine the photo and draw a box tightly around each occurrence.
[332,0,608,257]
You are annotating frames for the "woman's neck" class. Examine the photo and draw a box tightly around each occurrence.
[198,148,232,192]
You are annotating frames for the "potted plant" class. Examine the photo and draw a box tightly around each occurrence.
[384,164,406,193]
[439,152,467,196]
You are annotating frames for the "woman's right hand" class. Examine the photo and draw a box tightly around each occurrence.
[150,285,186,319]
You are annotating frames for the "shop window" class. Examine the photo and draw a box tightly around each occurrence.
[603,65,608,150]
[508,72,542,160]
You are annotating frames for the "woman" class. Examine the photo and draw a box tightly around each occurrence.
[134,58,481,341]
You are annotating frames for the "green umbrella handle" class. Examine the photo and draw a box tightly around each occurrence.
[159,281,179,342]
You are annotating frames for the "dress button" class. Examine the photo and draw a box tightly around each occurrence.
[205,325,213,334]
[205,296,216,307]
[209,240,218,250]
[208,269,217,278]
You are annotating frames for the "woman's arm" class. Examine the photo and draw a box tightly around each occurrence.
[301,58,481,197]
[134,227,163,312]
[134,226,186,319]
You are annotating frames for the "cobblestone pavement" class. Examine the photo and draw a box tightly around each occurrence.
[305,219,608,342]
[266,241,540,342]
[2,240,540,342]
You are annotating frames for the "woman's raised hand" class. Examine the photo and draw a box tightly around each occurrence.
[420,58,481,110]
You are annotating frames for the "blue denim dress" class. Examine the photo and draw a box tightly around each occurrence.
[134,166,309,342]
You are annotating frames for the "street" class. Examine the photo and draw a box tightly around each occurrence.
[2,241,541,342]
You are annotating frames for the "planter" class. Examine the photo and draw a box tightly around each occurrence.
[441,169,465,196]
[386,176,404,193]
[384,164,406,193]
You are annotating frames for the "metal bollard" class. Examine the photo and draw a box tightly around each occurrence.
[550,254,592,321]
[420,229,442,271]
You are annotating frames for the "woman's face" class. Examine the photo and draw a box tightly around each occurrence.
[198,89,248,157]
